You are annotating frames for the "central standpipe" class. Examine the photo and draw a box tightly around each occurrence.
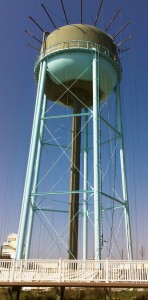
[68,100,81,260]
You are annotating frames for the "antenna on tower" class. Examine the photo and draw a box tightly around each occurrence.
[60,0,68,24]
[94,0,104,26]
[105,8,121,32]
[25,30,42,44]
[80,0,83,24]
[27,43,40,51]
[118,47,130,54]
[29,16,45,33]
[117,34,134,47]
[113,21,131,39]
[41,3,57,29]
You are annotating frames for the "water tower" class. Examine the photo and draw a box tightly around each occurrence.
[16,22,133,260]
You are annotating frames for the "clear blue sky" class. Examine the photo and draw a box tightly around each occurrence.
[0,0,148,259]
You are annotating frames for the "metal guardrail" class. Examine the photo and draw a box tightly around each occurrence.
[34,40,122,83]
[35,40,121,67]
[0,259,148,283]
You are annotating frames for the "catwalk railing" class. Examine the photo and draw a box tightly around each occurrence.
[0,259,148,284]
[34,40,122,82]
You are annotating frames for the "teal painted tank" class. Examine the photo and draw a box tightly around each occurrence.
[35,24,121,107]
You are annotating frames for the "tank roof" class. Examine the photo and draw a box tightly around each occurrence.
[43,24,117,57]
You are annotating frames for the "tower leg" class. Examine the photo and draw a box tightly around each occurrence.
[93,51,102,260]
[104,288,110,300]
[8,287,21,300]
[16,60,47,259]
[116,81,133,260]
[83,110,88,260]
[68,100,81,259]
[56,287,65,300]
[25,95,47,258]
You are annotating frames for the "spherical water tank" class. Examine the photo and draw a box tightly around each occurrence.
[35,24,121,108]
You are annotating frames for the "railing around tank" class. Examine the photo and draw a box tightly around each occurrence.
[0,259,148,283]
[35,40,120,68]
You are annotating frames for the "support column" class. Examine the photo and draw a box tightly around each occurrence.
[25,95,47,259]
[56,287,65,300]
[8,287,21,300]
[116,81,133,260]
[68,100,81,260]
[92,51,102,260]
[104,288,110,300]
[16,60,47,259]
[83,110,88,260]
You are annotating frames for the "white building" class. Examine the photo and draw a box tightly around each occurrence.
[1,233,17,259]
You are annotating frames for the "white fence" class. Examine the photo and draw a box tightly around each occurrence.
[0,259,148,283]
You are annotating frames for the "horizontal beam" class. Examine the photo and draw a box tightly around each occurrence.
[101,137,117,146]
[35,208,69,213]
[34,208,83,215]
[86,205,123,215]
[102,205,124,211]
[42,111,92,120]
[102,192,124,205]
[1,281,148,288]
[31,190,93,196]
[42,142,71,150]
